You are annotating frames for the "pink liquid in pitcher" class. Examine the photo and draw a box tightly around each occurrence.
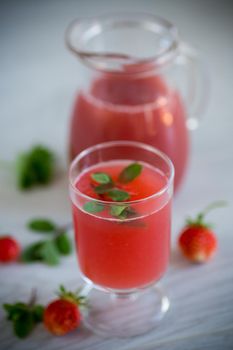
[70,74,189,189]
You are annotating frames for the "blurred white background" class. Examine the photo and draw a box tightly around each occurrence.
[0,1,233,349]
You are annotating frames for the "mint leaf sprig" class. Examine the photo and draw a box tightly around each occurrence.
[21,219,73,266]
[83,202,104,213]
[83,162,143,219]
[83,201,138,220]
[91,172,113,184]
[3,289,44,339]
[15,145,56,190]
[91,162,142,202]
[118,162,142,184]
[110,204,146,227]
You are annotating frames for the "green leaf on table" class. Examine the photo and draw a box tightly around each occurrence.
[27,219,56,232]
[13,310,35,338]
[55,232,72,255]
[91,172,112,184]
[16,145,55,190]
[38,240,60,266]
[16,154,37,190]
[3,300,44,339]
[32,305,44,323]
[83,202,104,213]
[22,217,74,265]
[118,162,142,183]
[21,241,46,262]
[107,189,130,201]
[3,303,28,321]
[94,183,114,194]
[21,240,60,265]
[29,146,54,184]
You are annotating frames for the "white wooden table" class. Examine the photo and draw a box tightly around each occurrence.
[1,1,233,349]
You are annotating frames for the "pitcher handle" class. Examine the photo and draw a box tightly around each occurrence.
[177,42,210,130]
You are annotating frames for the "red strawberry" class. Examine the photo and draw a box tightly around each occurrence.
[179,226,217,263]
[0,236,21,263]
[43,285,87,336]
[178,201,226,263]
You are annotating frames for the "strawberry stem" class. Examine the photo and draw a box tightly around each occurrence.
[198,200,227,221]
[186,200,227,228]
[28,288,37,308]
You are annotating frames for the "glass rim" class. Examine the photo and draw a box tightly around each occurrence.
[65,12,179,74]
[69,141,175,205]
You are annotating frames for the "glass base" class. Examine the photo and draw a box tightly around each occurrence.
[81,283,170,338]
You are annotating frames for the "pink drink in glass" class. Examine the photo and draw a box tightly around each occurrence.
[72,160,171,290]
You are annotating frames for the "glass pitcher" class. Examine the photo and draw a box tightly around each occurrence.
[66,13,207,190]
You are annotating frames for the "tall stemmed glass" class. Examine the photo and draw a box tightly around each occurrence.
[69,141,174,337]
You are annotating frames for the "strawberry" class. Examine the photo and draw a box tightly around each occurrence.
[0,236,21,263]
[43,285,87,336]
[178,201,226,263]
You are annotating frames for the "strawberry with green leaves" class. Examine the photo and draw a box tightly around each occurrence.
[43,285,87,336]
[178,201,226,263]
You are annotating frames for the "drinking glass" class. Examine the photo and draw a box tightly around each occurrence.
[69,141,174,337]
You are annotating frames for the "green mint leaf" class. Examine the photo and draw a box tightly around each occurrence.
[21,240,60,265]
[21,242,46,262]
[123,206,138,217]
[3,298,44,339]
[32,305,44,323]
[110,205,128,217]
[16,154,37,189]
[94,183,114,194]
[15,145,55,190]
[29,146,54,184]
[83,202,104,213]
[91,172,112,184]
[54,232,72,255]
[38,240,60,266]
[3,303,28,321]
[110,205,137,219]
[107,189,130,201]
[27,219,56,232]
[13,311,35,338]
[118,162,142,183]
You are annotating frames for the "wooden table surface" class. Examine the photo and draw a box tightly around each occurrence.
[1,1,233,349]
